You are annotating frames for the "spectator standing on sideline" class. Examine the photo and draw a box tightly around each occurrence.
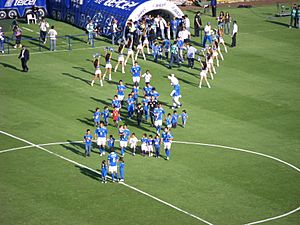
[18,45,30,72]
[184,15,191,32]
[194,11,202,38]
[86,20,94,45]
[298,5,300,28]
[111,19,120,45]
[0,27,4,53]
[39,17,49,44]
[224,12,231,35]
[170,16,178,40]
[13,26,22,49]
[289,4,297,28]
[231,21,238,47]
[211,0,217,17]
[202,22,212,47]
[48,26,57,51]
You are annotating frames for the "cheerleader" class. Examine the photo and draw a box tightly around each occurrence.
[103,49,113,81]
[91,54,103,87]
[124,39,135,66]
[217,29,228,53]
[211,43,220,67]
[206,51,216,80]
[214,40,224,61]
[114,44,125,74]
[142,29,150,54]
[199,62,211,88]
[135,36,146,61]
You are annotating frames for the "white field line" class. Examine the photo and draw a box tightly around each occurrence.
[22,27,34,32]
[1,136,299,224]
[0,145,33,154]
[0,131,213,225]
[0,46,107,57]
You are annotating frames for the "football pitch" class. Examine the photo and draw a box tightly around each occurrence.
[1,5,300,225]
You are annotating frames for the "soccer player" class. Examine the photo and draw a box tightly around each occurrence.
[180,110,188,128]
[117,80,127,105]
[112,107,120,127]
[119,157,125,182]
[161,127,174,160]
[142,95,150,121]
[147,134,154,157]
[172,110,179,128]
[112,95,121,110]
[154,134,161,158]
[129,133,138,156]
[93,107,101,127]
[107,134,115,151]
[132,85,139,104]
[166,113,172,129]
[102,106,110,126]
[130,61,142,87]
[143,83,153,97]
[151,87,160,100]
[141,133,148,156]
[154,103,165,134]
[127,93,135,118]
[119,124,130,157]
[94,122,108,156]
[141,70,152,84]
[107,148,119,182]
[84,129,93,157]
[168,75,182,109]
[101,160,108,183]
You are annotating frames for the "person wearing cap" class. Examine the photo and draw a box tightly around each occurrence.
[202,22,212,47]
[0,27,4,53]
[231,21,238,47]
[18,45,30,72]
[194,11,202,38]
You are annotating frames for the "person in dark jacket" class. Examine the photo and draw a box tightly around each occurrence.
[18,45,30,72]
[148,96,158,126]
[135,103,143,126]
[194,11,202,37]
[211,0,217,17]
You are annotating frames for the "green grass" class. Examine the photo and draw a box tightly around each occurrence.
[0,5,300,225]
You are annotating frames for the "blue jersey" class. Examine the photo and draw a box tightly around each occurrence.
[117,84,126,96]
[172,114,179,124]
[154,107,165,121]
[152,45,159,55]
[108,152,118,167]
[102,109,110,119]
[94,127,108,138]
[154,138,160,147]
[101,164,107,175]
[173,84,181,97]
[123,129,131,141]
[181,113,188,122]
[166,117,172,126]
[131,65,141,77]
[163,39,171,50]
[147,139,154,146]
[177,40,184,49]
[171,19,178,30]
[112,99,121,109]
[93,111,101,122]
[151,91,160,99]
[143,86,153,96]
[142,98,149,110]
[84,134,93,145]
[141,137,148,144]
[127,97,135,107]
[108,137,115,148]
[132,87,139,99]
[161,132,173,143]
[119,161,125,177]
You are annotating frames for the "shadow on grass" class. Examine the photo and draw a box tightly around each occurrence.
[72,66,94,76]
[61,142,85,157]
[267,20,290,28]
[61,72,91,85]
[77,117,94,126]
[0,62,21,71]
[75,165,100,181]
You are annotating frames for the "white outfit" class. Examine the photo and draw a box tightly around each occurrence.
[142,72,152,83]
[129,137,138,148]
[163,142,172,150]
[200,68,208,77]
[120,140,128,148]
[118,54,124,62]
[178,29,190,40]
[109,165,117,173]
[132,76,140,83]
[141,143,148,151]
[48,29,57,39]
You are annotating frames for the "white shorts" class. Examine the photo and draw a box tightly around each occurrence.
[105,63,112,69]
[118,95,125,101]
[128,49,133,55]
[97,137,106,146]
[200,70,207,77]
[167,124,172,129]
[132,76,140,83]
[109,165,117,173]
[141,143,148,151]
[130,143,137,148]
[163,142,172,150]
[95,69,101,75]
[154,120,163,127]
[143,39,149,45]
[213,52,218,57]
[219,37,224,44]
[147,145,154,152]
[120,140,128,148]
[118,55,124,62]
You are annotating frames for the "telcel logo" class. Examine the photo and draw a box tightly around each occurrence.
[100,0,139,10]
[14,0,37,6]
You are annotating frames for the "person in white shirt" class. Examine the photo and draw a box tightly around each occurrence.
[184,15,191,32]
[202,22,212,47]
[111,19,120,45]
[178,26,190,42]
[39,17,49,44]
[48,26,57,51]
[159,16,167,39]
[0,27,4,53]
[231,20,238,47]
[129,133,138,155]
[186,43,197,69]
[141,70,152,84]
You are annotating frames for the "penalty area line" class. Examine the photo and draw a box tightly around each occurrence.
[0,130,213,225]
